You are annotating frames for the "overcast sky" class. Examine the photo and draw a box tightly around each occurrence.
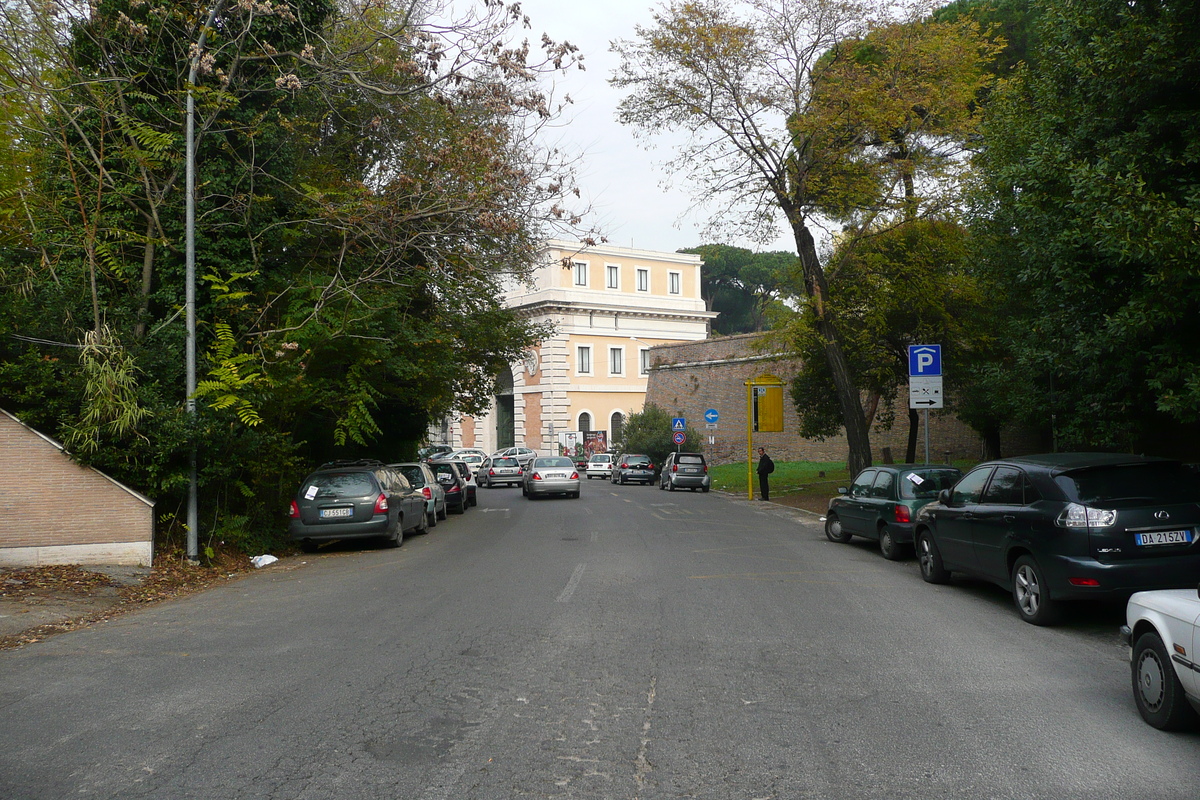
[514,0,796,255]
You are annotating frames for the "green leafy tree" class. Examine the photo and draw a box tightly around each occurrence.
[621,403,704,475]
[682,244,793,334]
[970,0,1200,454]
[612,0,998,473]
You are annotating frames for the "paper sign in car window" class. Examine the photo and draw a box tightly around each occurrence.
[305,485,319,500]
[907,474,926,486]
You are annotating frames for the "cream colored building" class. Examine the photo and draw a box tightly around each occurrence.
[444,240,717,454]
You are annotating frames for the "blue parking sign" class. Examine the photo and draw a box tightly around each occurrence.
[908,345,942,377]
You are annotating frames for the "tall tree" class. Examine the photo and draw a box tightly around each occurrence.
[682,244,792,334]
[971,0,1200,454]
[612,0,998,472]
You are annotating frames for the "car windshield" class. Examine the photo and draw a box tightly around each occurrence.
[1057,462,1200,506]
[536,457,574,469]
[303,472,374,497]
[900,469,962,499]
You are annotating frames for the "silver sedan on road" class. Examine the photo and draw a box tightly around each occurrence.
[522,456,581,499]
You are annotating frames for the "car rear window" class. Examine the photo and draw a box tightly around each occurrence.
[625,455,650,465]
[899,469,961,499]
[591,455,611,463]
[494,457,519,467]
[678,454,705,465]
[304,472,375,497]
[537,457,575,469]
[431,463,459,479]
[397,466,425,486]
[1057,463,1200,506]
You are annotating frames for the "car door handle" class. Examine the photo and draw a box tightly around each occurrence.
[1004,515,1016,523]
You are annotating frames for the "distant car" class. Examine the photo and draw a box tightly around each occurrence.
[289,459,427,552]
[913,453,1200,625]
[449,448,489,462]
[494,446,537,469]
[523,456,581,499]
[612,453,655,485]
[455,452,485,473]
[392,461,447,528]
[428,460,471,514]
[477,455,523,488]
[585,453,614,480]
[660,452,711,492]
[1122,584,1200,730]
[418,444,454,462]
[432,458,478,507]
[824,464,962,560]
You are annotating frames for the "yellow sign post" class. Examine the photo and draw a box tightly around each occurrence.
[744,374,784,499]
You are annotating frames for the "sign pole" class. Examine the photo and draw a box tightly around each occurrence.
[745,381,753,500]
[924,409,930,464]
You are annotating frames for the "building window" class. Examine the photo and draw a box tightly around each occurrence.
[639,347,650,376]
[608,346,624,376]
[573,261,588,287]
[579,412,592,432]
[668,270,681,295]
[636,268,649,292]
[610,411,624,443]
[576,345,592,375]
[606,264,619,289]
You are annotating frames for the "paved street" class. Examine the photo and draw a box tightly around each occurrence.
[1,484,1197,799]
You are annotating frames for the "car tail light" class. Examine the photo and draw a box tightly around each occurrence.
[1057,502,1117,528]
[489,469,496,476]
[703,464,709,473]
[570,471,579,480]
[447,484,460,493]
[1068,577,1101,587]
[533,472,542,480]
[894,505,911,523]
[620,463,628,469]
[648,464,654,471]
[289,500,300,519]
[672,464,678,472]
[374,493,389,513]
[422,487,432,500]
[518,469,523,475]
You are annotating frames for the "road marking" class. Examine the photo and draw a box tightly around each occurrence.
[481,508,510,517]
[556,563,586,603]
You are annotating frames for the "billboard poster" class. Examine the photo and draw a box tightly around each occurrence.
[584,431,608,458]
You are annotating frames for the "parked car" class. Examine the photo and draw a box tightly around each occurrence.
[477,456,523,488]
[1122,584,1200,730]
[585,453,614,480]
[824,464,962,560]
[392,461,447,528]
[611,453,655,485]
[289,459,427,552]
[494,446,538,469]
[660,452,711,492]
[418,444,453,462]
[428,460,471,514]
[522,456,581,499]
[450,448,489,460]
[912,453,1200,625]
[432,458,478,507]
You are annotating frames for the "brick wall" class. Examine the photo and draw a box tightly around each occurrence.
[644,334,1039,467]
[0,410,154,566]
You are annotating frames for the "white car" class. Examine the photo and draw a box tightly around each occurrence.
[1123,584,1200,730]
[585,453,613,480]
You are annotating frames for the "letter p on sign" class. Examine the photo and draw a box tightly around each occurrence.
[908,345,942,377]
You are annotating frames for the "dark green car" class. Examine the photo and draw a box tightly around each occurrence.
[824,464,962,560]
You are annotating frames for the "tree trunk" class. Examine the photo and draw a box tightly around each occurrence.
[792,222,872,474]
[905,407,919,463]
[134,224,156,340]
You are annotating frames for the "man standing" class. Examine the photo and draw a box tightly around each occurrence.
[756,447,774,501]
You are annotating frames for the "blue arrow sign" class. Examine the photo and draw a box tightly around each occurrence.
[671,417,686,432]
[704,408,719,424]
[908,345,942,377]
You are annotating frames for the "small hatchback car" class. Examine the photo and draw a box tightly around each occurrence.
[523,456,581,499]
[477,456,523,488]
[612,454,655,485]
[289,460,427,552]
[824,464,962,560]
[913,453,1200,625]
[585,453,613,480]
[660,452,711,492]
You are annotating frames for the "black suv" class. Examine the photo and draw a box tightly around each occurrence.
[289,460,427,552]
[913,453,1200,625]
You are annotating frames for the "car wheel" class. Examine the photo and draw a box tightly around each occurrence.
[824,512,853,544]
[1012,555,1059,625]
[571,491,580,499]
[470,494,477,507]
[702,486,710,493]
[427,508,437,529]
[415,509,429,535]
[452,497,465,514]
[1132,630,1200,730]
[878,525,903,561]
[916,530,950,584]
[437,503,447,521]
[385,517,403,547]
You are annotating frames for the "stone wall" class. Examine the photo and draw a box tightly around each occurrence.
[644,334,1039,467]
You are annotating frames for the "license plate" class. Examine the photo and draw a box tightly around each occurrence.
[1135,529,1193,546]
[547,472,568,478]
[320,507,354,519]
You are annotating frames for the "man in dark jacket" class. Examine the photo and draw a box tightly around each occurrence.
[756,447,774,501]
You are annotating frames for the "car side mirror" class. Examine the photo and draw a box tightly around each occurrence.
[938,489,951,505]
[837,487,848,495]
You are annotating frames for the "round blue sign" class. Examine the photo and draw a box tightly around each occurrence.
[704,408,719,423]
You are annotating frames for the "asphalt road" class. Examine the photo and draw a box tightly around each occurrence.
[1,482,1197,799]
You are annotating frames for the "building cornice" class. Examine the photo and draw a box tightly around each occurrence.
[511,298,719,322]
